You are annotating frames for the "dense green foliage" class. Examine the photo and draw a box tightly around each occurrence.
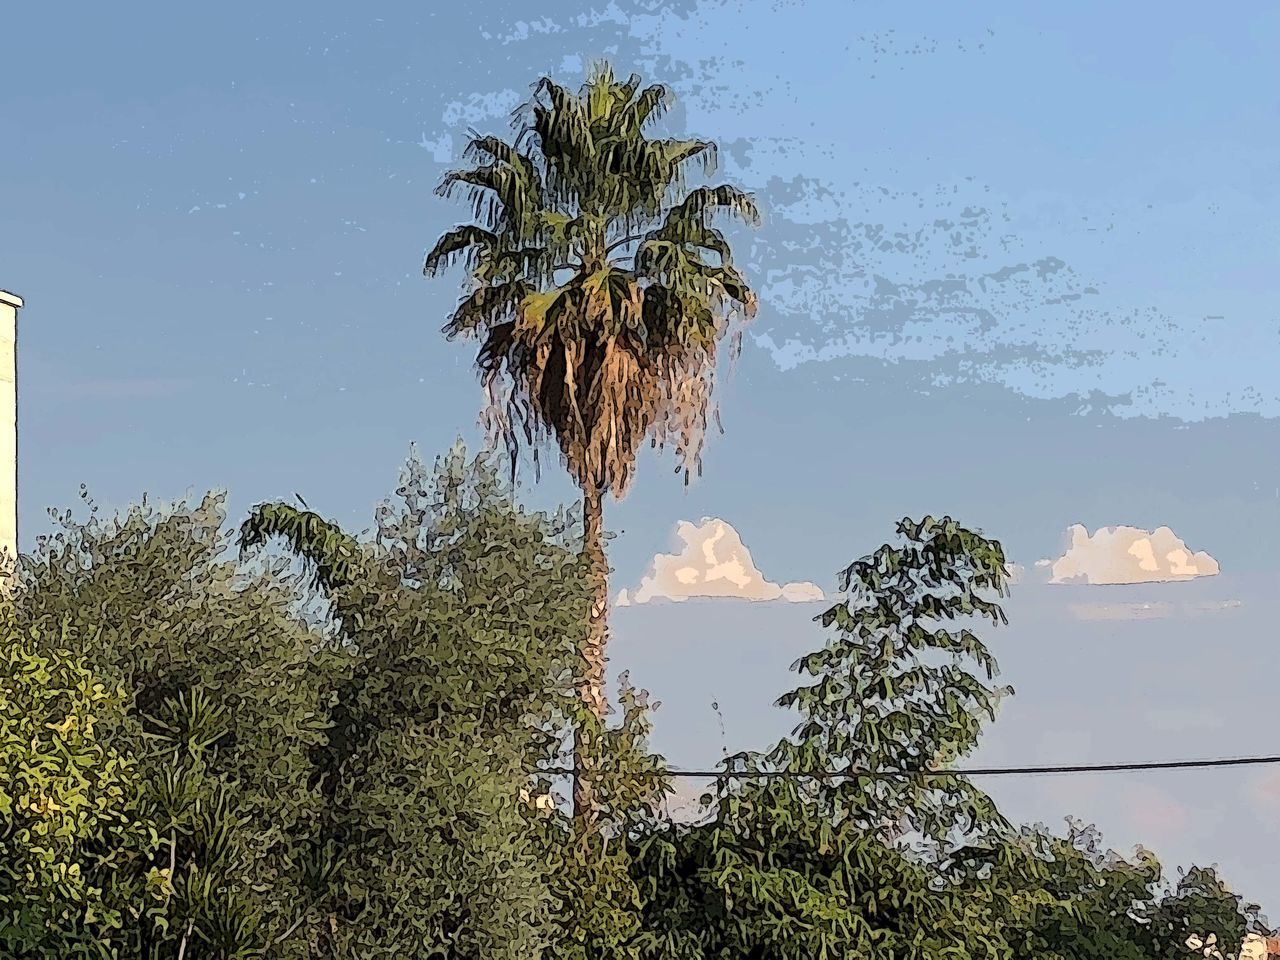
[14,488,330,958]
[5,446,637,957]
[0,469,1266,958]
[236,443,658,959]
[0,632,159,956]
[629,517,1018,959]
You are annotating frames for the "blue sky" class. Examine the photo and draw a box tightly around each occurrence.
[5,0,1280,916]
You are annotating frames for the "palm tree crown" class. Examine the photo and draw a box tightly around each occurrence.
[424,62,760,499]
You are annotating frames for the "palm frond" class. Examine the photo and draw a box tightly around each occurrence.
[491,245,565,286]
[619,84,672,135]
[423,225,499,278]
[512,287,568,340]
[437,165,538,235]
[237,503,360,596]
[442,279,533,339]
[463,132,532,174]
[655,138,717,177]
[615,72,644,105]
[532,79,595,204]
[663,184,762,230]
[705,264,758,318]
[633,239,690,289]
[584,62,622,121]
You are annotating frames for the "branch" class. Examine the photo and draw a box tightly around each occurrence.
[605,234,646,256]
[271,909,312,948]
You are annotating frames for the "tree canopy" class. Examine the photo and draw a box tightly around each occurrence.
[1,477,1266,959]
[425,63,759,499]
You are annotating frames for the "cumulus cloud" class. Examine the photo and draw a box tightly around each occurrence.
[616,518,825,607]
[1045,524,1220,585]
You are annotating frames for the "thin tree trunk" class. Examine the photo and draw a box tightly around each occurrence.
[573,485,609,825]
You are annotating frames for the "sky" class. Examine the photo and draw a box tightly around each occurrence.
[4,0,1280,915]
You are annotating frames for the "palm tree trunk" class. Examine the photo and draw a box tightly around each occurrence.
[573,485,609,824]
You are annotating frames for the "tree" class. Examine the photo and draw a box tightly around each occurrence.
[972,818,1163,960]
[1150,865,1264,960]
[237,444,616,958]
[754,515,1014,858]
[8,445,672,957]
[632,786,1025,960]
[16,493,326,955]
[542,675,675,960]
[423,62,760,817]
[629,516,1024,959]
[13,488,335,958]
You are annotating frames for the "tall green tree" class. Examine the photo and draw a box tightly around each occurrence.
[630,516,1022,959]
[239,443,655,959]
[757,515,1014,858]
[423,63,760,815]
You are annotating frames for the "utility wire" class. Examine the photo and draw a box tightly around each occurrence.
[537,753,1280,779]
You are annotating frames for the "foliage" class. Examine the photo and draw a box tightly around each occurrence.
[1149,865,1263,960]
[4,465,1272,960]
[628,516,1021,959]
[0,626,161,957]
[542,675,672,960]
[756,516,1013,856]
[14,488,332,957]
[238,443,607,958]
[425,62,759,498]
[970,819,1266,960]
[632,782,1024,960]
[970,818,1164,960]
[9,443,649,958]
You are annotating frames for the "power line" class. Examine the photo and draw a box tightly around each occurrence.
[538,753,1280,780]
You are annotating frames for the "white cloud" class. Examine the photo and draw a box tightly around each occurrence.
[617,518,825,606]
[1047,524,1220,585]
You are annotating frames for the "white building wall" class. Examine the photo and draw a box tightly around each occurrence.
[0,290,20,566]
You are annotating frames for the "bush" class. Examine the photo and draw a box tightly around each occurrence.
[0,626,160,956]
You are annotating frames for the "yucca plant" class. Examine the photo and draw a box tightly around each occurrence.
[424,63,760,818]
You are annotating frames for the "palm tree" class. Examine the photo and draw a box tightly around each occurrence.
[424,62,759,817]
